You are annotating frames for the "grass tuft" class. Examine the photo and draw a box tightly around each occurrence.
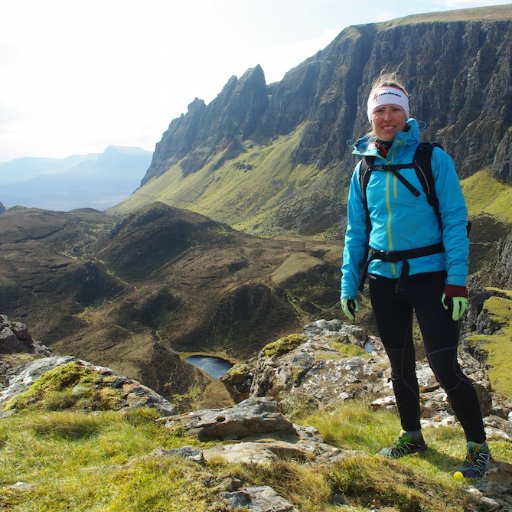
[30,411,103,441]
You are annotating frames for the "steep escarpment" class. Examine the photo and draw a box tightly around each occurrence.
[120,5,512,238]
[142,65,268,184]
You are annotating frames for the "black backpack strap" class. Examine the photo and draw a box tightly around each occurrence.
[358,157,374,290]
[359,156,374,216]
[413,142,442,229]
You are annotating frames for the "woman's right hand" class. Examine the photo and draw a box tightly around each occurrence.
[341,298,360,321]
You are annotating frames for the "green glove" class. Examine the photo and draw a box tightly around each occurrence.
[442,294,468,321]
[341,298,360,321]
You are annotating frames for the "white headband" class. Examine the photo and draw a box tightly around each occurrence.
[367,86,410,122]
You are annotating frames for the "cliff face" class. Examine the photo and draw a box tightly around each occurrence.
[144,7,512,191]
[123,6,512,242]
[143,65,268,184]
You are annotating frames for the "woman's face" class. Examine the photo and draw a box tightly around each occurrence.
[371,105,407,142]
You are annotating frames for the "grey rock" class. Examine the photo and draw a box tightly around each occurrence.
[154,446,206,464]
[0,355,76,406]
[484,415,512,438]
[248,322,388,409]
[223,486,298,512]
[161,397,295,441]
[0,356,176,415]
[219,477,243,492]
[0,315,51,359]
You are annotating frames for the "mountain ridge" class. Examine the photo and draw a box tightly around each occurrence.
[115,4,512,238]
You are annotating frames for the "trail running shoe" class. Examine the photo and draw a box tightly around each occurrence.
[379,431,428,458]
[456,441,491,478]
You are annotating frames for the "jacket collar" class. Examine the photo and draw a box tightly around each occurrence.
[352,118,421,157]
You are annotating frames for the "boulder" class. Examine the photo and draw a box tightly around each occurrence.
[241,320,390,410]
[160,397,295,441]
[0,315,49,355]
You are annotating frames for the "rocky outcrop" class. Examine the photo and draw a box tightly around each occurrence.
[0,314,50,356]
[160,397,295,441]
[0,356,176,416]
[493,128,512,184]
[0,314,51,388]
[222,319,510,432]
[160,396,357,466]
[222,320,389,408]
[494,231,512,288]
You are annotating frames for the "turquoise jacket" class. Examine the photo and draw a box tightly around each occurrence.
[341,119,469,300]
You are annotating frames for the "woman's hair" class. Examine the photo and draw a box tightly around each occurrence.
[370,72,409,97]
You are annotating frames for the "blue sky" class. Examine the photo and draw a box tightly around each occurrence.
[0,0,510,162]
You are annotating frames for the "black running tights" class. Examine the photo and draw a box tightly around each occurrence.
[369,271,486,443]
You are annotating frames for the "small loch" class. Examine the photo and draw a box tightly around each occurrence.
[185,355,234,379]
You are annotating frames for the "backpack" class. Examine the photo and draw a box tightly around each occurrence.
[359,142,443,230]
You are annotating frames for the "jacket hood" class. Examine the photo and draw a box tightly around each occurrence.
[352,118,421,156]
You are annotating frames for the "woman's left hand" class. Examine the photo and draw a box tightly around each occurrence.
[442,293,468,321]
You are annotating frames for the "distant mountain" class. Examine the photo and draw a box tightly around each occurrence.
[114,4,512,237]
[0,146,152,211]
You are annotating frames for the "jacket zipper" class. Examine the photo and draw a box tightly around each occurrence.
[385,140,404,276]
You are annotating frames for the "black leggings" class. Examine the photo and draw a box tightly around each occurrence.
[369,271,486,443]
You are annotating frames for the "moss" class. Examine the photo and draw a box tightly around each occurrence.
[3,361,125,412]
[222,363,250,381]
[484,295,512,325]
[322,338,371,360]
[262,334,306,358]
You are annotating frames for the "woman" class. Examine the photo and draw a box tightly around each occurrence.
[340,73,490,478]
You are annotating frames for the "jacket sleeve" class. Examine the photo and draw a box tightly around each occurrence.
[431,148,469,286]
[341,162,369,299]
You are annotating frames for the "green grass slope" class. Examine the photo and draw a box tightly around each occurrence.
[466,288,512,397]
[461,168,512,224]
[2,400,511,511]
[382,4,512,27]
[113,125,328,236]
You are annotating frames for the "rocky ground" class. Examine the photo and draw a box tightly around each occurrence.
[1,314,511,511]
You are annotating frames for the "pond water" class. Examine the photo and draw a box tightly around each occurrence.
[185,355,234,379]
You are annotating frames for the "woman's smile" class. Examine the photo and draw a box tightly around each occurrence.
[372,105,407,141]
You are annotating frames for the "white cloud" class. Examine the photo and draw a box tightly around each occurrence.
[0,0,510,162]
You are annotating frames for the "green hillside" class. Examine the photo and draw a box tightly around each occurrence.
[114,124,335,236]
[461,168,512,224]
